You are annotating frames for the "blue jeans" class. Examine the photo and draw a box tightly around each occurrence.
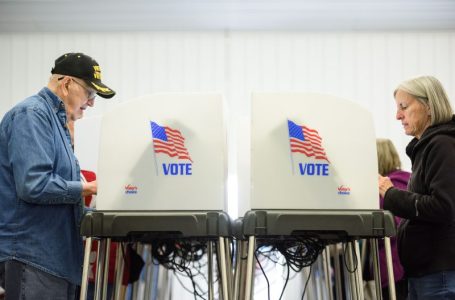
[408,271,455,300]
[0,260,77,300]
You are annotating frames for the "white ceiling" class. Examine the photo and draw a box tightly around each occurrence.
[0,0,455,32]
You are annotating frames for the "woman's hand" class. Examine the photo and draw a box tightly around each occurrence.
[378,175,394,198]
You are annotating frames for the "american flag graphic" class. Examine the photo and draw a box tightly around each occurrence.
[150,121,193,162]
[287,120,330,163]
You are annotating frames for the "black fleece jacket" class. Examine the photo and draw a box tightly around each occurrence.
[384,115,455,278]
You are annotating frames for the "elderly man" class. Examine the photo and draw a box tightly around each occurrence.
[0,53,115,299]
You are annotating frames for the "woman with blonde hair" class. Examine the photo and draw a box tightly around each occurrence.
[376,138,410,299]
[378,76,455,299]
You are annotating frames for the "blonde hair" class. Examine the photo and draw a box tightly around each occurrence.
[394,75,453,126]
[376,138,401,176]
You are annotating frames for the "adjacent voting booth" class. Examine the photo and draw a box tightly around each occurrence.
[79,93,232,300]
[250,92,378,210]
[233,93,397,300]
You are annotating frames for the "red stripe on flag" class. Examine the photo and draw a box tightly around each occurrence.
[152,126,193,162]
[289,125,329,163]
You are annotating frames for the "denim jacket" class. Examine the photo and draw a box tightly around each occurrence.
[0,87,84,285]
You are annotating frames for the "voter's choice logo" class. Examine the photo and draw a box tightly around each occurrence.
[287,119,330,176]
[337,185,351,195]
[124,184,138,194]
[150,121,193,176]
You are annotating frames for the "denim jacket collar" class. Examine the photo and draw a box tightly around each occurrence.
[38,87,67,128]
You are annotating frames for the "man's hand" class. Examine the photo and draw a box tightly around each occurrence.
[82,180,97,197]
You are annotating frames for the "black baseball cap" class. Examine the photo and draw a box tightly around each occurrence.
[51,52,115,99]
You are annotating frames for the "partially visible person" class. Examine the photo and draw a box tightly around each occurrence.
[378,75,455,299]
[0,52,115,299]
[82,170,118,300]
[67,120,119,300]
[376,138,410,300]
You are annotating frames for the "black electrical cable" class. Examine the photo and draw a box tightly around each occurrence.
[255,236,325,299]
[342,242,358,273]
[259,247,282,265]
[173,270,204,299]
[276,236,325,272]
[278,261,290,300]
[149,239,210,300]
[301,265,313,300]
[173,261,209,299]
[182,265,205,300]
[255,250,271,300]
[257,247,280,274]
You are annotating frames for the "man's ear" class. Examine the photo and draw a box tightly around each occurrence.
[59,76,71,97]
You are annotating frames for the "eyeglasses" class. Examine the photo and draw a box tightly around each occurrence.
[58,76,97,100]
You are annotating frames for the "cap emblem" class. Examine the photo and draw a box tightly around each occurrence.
[93,65,102,80]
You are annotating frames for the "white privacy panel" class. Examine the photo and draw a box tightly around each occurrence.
[96,93,227,211]
[1,31,454,216]
[251,93,378,210]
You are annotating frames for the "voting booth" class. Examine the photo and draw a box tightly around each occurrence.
[234,93,396,300]
[80,94,232,300]
[251,92,378,210]
[96,93,227,211]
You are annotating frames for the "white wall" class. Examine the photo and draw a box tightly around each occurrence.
[1,31,454,217]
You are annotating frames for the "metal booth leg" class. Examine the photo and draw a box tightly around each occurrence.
[360,239,367,277]
[307,256,322,299]
[131,242,143,300]
[244,236,256,300]
[232,240,240,300]
[323,245,334,300]
[94,239,107,300]
[80,237,93,300]
[113,242,124,300]
[384,237,396,300]
[234,240,248,300]
[143,244,153,300]
[354,240,364,300]
[332,243,344,300]
[149,250,161,300]
[303,265,315,300]
[224,237,233,293]
[208,241,214,300]
[218,237,230,300]
[370,238,383,300]
[308,255,323,299]
[101,238,111,300]
[346,241,358,300]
